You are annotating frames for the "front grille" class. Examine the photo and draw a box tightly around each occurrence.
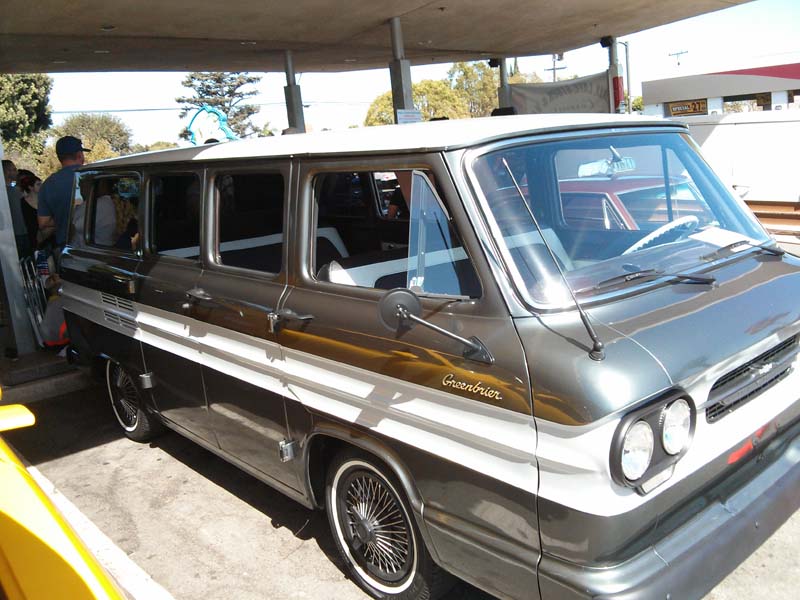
[706,335,799,423]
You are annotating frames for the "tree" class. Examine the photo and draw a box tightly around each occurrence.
[364,80,470,126]
[53,113,133,155]
[0,74,53,153]
[448,61,499,118]
[631,96,644,112]
[176,72,262,139]
[129,140,179,154]
[447,61,542,117]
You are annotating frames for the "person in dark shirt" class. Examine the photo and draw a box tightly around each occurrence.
[37,136,91,250]
[17,170,42,251]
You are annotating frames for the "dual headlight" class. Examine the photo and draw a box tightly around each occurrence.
[612,395,695,492]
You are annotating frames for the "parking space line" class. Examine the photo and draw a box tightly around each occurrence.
[26,464,175,600]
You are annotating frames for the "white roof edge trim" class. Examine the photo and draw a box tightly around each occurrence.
[86,115,684,170]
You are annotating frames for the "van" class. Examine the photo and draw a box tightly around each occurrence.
[60,115,800,600]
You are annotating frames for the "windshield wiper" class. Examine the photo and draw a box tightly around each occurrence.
[701,240,785,261]
[576,269,716,295]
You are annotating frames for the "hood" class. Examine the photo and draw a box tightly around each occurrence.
[515,252,800,426]
[593,253,800,387]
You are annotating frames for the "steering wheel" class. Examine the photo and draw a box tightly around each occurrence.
[622,215,699,255]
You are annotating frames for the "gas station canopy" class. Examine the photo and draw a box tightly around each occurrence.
[1,0,747,73]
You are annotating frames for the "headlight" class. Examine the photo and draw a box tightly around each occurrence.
[621,420,654,481]
[662,399,692,455]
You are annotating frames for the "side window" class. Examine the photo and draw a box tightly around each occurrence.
[314,169,480,298]
[407,172,478,296]
[150,174,201,259]
[216,172,284,274]
[87,175,140,250]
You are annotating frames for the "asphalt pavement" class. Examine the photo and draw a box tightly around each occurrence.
[2,384,798,600]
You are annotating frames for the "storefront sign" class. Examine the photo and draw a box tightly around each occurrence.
[666,99,708,117]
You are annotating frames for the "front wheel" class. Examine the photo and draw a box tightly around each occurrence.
[325,450,452,599]
[106,360,162,442]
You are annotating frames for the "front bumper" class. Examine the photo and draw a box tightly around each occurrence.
[537,416,800,600]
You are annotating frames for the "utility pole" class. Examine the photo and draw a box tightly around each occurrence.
[545,53,566,82]
[669,50,688,67]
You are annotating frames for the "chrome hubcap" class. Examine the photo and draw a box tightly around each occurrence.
[108,363,139,431]
[340,471,412,582]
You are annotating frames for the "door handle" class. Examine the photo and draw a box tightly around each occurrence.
[112,273,137,295]
[182,287,214,311]
[267,308,314,334]
[186,287,213,301]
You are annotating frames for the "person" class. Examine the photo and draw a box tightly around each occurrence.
[386,186,408,219]
[17,170,42,251]
[37,136,91,253]
[3,159,32,257]
[92,178,118,246]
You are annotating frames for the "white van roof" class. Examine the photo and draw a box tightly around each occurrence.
[91,114,682,168]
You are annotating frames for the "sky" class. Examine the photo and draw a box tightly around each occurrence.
[47,0,800,146]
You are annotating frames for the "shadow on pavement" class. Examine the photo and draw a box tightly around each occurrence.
[4,385,495,599]
[3,383,122,464]
[150,431,494,599]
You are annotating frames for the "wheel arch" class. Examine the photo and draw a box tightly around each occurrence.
[303,421,442,564]
[304,422,424,511]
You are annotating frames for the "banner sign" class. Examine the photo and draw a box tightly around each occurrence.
[510,71,611,114]
[666,99,708,117]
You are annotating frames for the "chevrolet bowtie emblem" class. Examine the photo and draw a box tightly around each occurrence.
[751,362,774,377]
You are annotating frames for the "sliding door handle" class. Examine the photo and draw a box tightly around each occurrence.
[267,308,314,334]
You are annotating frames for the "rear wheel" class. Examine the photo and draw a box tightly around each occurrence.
[325,449,452,599]
[106,360,162,442]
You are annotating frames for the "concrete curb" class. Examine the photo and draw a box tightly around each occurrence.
[1,370,97,405]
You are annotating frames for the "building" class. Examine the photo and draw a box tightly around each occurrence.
[642,62,800,116]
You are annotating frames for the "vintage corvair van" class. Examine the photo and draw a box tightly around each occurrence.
[60,115,800,600]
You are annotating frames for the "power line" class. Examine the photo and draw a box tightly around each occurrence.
[51,100,373,115]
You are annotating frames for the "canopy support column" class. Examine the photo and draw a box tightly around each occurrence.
[498,58,511,107]
[0,137,36,355]
[389,17,413,122]
[284,50,306,132]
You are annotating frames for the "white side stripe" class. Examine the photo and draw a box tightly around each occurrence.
[61,282,538,495]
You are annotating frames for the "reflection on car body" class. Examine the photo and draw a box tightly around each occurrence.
[59,115,800,600]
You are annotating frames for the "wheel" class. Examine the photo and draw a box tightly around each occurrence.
[622,215,699,255]
[325,450,452,599]
[106,360,162,442]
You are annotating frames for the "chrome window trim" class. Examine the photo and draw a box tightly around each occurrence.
[203,164,290,282]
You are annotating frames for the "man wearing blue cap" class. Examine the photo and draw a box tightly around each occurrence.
[38,135,91,252]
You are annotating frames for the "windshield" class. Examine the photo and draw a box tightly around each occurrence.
[471,131,769,306]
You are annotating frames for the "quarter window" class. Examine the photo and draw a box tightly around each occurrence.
[150,174,202,259]
[216,172,285,274]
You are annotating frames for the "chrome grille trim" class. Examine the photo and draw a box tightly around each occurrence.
[706,335,799,423]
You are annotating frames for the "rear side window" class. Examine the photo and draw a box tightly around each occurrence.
[74,173,141,251]
[150,174,201,259]
[216,172,285,273]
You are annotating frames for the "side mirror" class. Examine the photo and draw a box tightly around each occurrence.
[378,288,421,331]
[377,288,493,364]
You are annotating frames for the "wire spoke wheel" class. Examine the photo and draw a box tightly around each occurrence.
[342,472,412,581]
[106,361,140,432]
